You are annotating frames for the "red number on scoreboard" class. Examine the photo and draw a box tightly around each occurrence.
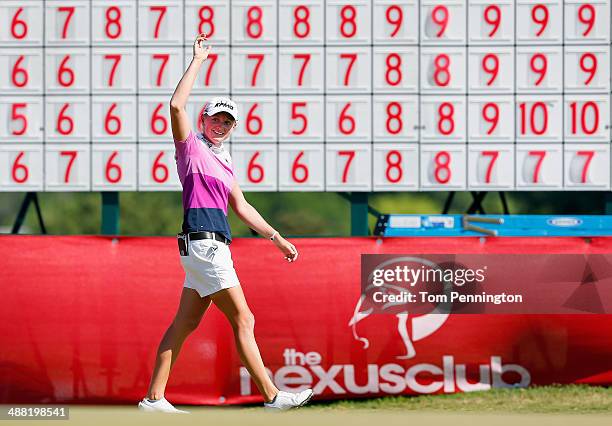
[246,104,263,135]
[57,104,74,135]
[519,102,548,135]
[291,151,309,183]
[247,54,264,86]
[151,103,168,135]
[247,151,264,183]
[338,150,355,183]
[293,6,310,38]
[386,5,403,38]
[105,6,122,39]
[528,150,546,183]
[386,102,403,135]
[11,56,28,88]
[152,54,169,86]
[104,103,122,135]
[202,53,217,86]
[340,5,357,38]
[149,6,167,39]
[11,8,28,39]
[246,6,263,39]
[531,5,549,37]
[437,103,455,135]
[338,103,355,135]
[579,53,597,85]
[11,103,28,136]
[434,151,451,184]
[431,5,449,37]
[294,54,311,86]
[104,54,122,87]
[433,54,451,87]
[57,55,75,87]
[570,101,599,135]
[530,53,547,86]
[481,151,499,183]
[60,150,77,183]
[482,103,499,135]
[385,150,403,183]
[577,4,595,37]
[482,54,499,86]
[12,152,29,183]
[340,53,357,86]
[57,6,75,39]
[105,151,122,183]
[483,5,501,37]
[152,151,169,183]
[291,102,308,135]
[385,53,402,86]
[198,6,215,37]
[576,151,594,183]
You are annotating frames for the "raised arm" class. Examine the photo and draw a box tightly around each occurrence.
[170,33,211,142]
[228,182,299,262]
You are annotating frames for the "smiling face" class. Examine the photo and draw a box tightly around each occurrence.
[201,111,236,145]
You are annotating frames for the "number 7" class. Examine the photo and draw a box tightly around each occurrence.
[293,54,311,86]
[339,53,356,86]
[528,150,546,183]
[152,54,169,86]
[338,150,355,183]
[104,54,121,87]
[576,150,594,183]
[203,53,217,86]
[149,6,167,39]
[57,7,75,39]
[247,54,264,86]
[60,151,77,183]
[481,151,499,183]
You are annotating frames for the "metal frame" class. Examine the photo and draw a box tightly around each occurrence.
[101,192,120,235]
[11,192,47,234]
[443,192,510,215]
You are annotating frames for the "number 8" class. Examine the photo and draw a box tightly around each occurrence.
[246,6,263,39]
[434,151,451,184]
[385,150,403,183]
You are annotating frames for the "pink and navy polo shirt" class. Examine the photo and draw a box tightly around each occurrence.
[174,131,235,241]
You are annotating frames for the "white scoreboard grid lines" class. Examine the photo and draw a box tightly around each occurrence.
[0,1,611,192]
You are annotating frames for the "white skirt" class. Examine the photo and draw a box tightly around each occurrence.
[180,238,240,297]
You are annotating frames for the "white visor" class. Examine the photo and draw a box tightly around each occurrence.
[203,96,239,122]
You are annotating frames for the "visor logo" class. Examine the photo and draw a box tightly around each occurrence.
[213,101,234,110]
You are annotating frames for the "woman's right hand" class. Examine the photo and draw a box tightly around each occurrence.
[193,33,211,62]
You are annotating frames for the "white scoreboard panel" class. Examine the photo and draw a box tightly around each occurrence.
[1,1,611,192]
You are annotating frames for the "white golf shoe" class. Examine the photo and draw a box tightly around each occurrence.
[263,389,314,410]
[138,397,189,414]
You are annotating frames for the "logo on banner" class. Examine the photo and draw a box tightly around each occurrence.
[349,256,451,359]
[240,256,533,397]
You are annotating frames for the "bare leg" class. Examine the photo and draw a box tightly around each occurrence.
[146,288,212,400]
[210,286,279,402]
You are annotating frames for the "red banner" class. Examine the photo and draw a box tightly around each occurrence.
[1,236,611,405]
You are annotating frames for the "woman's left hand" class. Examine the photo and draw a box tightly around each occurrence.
[273,236,299,262]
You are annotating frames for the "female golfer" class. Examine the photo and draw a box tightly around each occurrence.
[138,34,313,413]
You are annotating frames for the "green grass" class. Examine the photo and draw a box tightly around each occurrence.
[307,385,612,414]
[5,387,610,426]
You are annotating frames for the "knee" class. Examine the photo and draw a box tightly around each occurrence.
[233,310,255,332]
[172,315,201,335]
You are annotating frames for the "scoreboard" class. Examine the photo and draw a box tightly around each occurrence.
[0,1,611,192]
